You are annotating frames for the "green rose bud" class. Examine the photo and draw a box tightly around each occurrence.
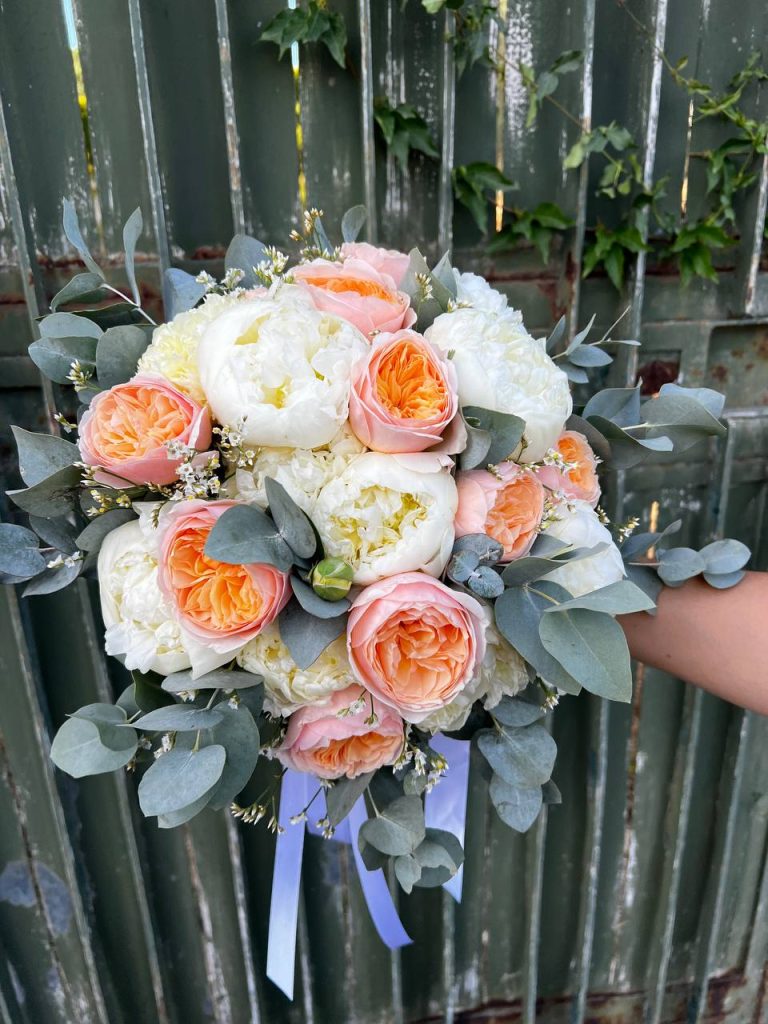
[311,557,354,601]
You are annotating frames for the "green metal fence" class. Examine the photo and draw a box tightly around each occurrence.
[0,1,767,1022]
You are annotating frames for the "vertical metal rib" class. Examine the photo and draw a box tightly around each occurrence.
[437,10,456,255]
[566,0,596,336]
[737,151,768,316]
[569,697,609,1024]
[523,806,548,1024]
[215,0,245,236]
[357,0,378,242]
[441,890,457,1024]
[687,710,754,1024]
[225,815,262,1023]
[127,0,171,303]
[627,0,669,359]
[643,686,703,1024]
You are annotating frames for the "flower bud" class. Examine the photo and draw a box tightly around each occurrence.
[311,557,354,601]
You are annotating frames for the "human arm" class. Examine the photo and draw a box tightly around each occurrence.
[619,571,768,715]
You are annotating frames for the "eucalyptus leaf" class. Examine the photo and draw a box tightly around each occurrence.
[641,390,727,449]
[22,559,82,596]
[132,670,175,712]
[431,252,457,298]
[341,205,367,243]
[225,234,268,288]
[702,569,746,589]
[76,509,137,553]
[40,311,102,340]
[132,705,224,732]
[564,313,596,355]
[138,745,226,817]
[28,515,78,554]
[476,724,556,788]
[542,779,562,805]
[412,828,464,888]
[206,704,261,810]
[624,563,663,606]
[586,415,674,468]
[568,344,613,368]
[698,538,750,574]
[394,854,422,893]
[326,772,374,826]
[620,519,681,561]
[122,207,143,305]
[582,384,641,427]
[545,316,567,355]
[461,406,526,467]
[62,199,103,277]
[157,791,216,829]
[265,477,317,559]
[489,775,543,832]
[50,273,107,311]
[657,547,705,586]
[358,795,425,856]
[544,579,656,615]
[446,549,480,583]
[164,268,206,318]
[494,585,581,693]
[452,533,504,564]
[491,696,546,728]
[96,325,151,389]
[12,428,79,487]
[657,382,725,420]
[291,577,349,618]
[162,668,262,693]
[538,608,632,701]
[8,465,82,518]
[204,504,294,571]
[467,565,505,598]
[0,524,46,579]
[51,716,137,778]
[279,599,347,669]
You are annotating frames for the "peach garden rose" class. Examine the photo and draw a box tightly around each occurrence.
[339,241,410,288]
[276,684,404,780]
[348,329,459,453]
[347,572,487,724]
[454,463,545,562]
[293,257,416,338]
[78,374,211,487]
[536,430,601,506]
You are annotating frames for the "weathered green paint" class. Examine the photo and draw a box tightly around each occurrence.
[0,0,767,1021]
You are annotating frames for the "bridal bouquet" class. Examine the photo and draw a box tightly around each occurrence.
[1,202,749,994]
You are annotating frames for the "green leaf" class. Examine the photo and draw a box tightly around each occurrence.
[0,524,46,579]
[96,325,151,389]
[162,668,262,693]
[620,519,682,561]
[477,724,556,787]
[51,716,137,778]
[76,509,137,554]
[494,585,581,693]
[500,543,609,587]
[40,311,103,340]
[545,316,567,355]
[489,775,543,832]
[657,547,705,585]
[138,745,226,817]
[11,427,79,487]
[452,533,504,564]
[412,828,464,888]
[206,704,261,810]
[640,389,727,449]
[279,599,347,669]
[28,515,78,554]
[22,557,82,596]
[702,569,746,589]
[466,565,504,598]
[544,579,656,615]
[50,273,107,311]
[582,384,641,428]
[341,205,367,243]
[164,269,206,319]
[394,854,422,893]
[122,207,143,305]
[29,335,98,384]
[568,344,613,368]
[7,465,82,518]
[491,696,546,728]
[132,705,224,732]
[62,199,103,278]
[326,772,374,826]
[132,669,175,712]
[157,791,215,829]
[265,477,317,559]
[698,539,750,575]
[538,608,632,701]
[225,234,268,289]
[358,795,426,856]
[459,406,526,469]
[204,505,294,571]
[290,577,350,618]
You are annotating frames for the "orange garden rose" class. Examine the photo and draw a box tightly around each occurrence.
[454,464,545,562]
[348,329,460,453]
[276,685,404,779]
[536,430,601,506]
[157,500,290,672]
[78,374,211,487]
[293,257,416,338]
[347,572,487,723]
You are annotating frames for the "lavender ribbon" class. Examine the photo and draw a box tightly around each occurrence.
[424,733,471,902]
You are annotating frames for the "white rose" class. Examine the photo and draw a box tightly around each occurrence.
[137,292,245,403]
[453,269,517,319]
[197,286,367,447]
[237,626,355,716]
[542,500,625,597]
[419,623,527,732]
[313,452,457,584]
[98,520,191,675]
[425,307,572,462]
[230,425,366,516]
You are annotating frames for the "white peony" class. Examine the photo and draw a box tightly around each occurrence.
[453,269,517,319]
[137,292,245,403]
[419,623,527,732]
[98,520,191,675]
[196,286,368,447]
[230,425,366,516]
[425,307,572,463]
[237,627,355,716]
[542,500,625,597]
[313,452,457,584]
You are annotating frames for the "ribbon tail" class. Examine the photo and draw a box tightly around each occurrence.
[266,771,309,999]
[347,798,412,948]
[425,733,471,903]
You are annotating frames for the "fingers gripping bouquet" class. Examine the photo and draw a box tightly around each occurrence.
[2,203,751,990]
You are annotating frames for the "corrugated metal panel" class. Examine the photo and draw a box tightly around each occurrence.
[0,1,766,1021]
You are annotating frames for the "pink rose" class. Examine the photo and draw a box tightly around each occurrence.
[339,242,410,288]
[276,684,404,779]
[79,374,211,488]
[455,463,545,562]
[347,572,487,724]
[348,329,460,453]
[156,500,290,669]
[536,431,601,506]
[292,257,416,338]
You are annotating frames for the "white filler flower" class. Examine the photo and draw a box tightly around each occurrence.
[313,452,458,584]
[98,520,191,675]
[197,286,368,448]
[137,292,244,403]
[542,500,626,597]
[425,307,572,463]
[237,627,356,716]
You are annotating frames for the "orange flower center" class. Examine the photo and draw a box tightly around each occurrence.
[374,341,449,421]
[91,384,190,461]
[166,523,262,632]
[373,609,469,707]
[311,732,401,776]
[302,275,395,302]
[558,435,594,492]
[486,473,544,552]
